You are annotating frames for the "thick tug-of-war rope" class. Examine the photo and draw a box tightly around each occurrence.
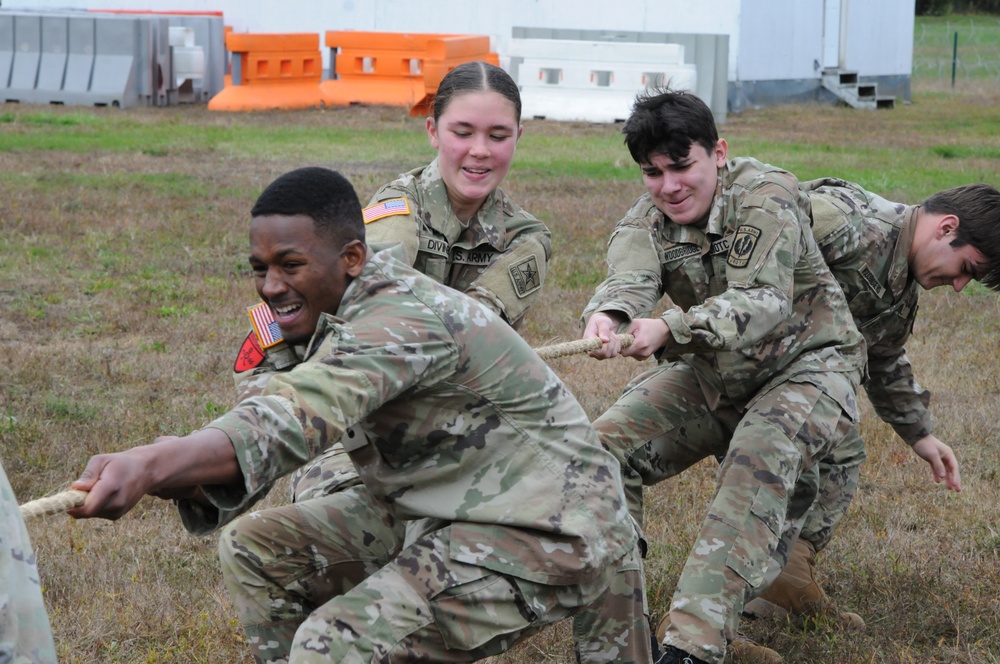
[20,333,635,519]
[20,489,88,520]
[533,333,634,360]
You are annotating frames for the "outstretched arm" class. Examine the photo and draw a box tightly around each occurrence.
[68,428,241,521]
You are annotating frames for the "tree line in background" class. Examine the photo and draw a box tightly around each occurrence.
[917,0,1000,14]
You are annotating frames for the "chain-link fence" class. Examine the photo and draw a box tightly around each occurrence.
[913,15,1000,87]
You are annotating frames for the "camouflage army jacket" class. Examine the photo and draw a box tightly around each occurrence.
[1,462,57,663]
[583,157,866,412]
[185,245,635,586]
[802,177,930,445]
[363,158,552,327]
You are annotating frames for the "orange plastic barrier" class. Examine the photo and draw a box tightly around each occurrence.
[208,33,324,111]
[320,31,499,116]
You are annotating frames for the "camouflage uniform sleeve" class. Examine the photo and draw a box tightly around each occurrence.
[178,315,458,535]
[465,215,552,328]
[363,187,421,265]
[581,211,664,325]
[660,179,800,354]
[864,341,934,445]
[0,462,57,662]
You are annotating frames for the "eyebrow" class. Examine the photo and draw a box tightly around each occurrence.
[448,119,514,132]
[249,248,301,263]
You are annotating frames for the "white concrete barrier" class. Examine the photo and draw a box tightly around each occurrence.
[510,38,697,123]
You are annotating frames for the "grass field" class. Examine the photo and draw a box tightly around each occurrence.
[2,15,999,664]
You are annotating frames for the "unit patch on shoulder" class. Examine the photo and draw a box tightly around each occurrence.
[727,225,762,268]
[363,198,410,224]
[234,331,265,372]
[508,256,542,298]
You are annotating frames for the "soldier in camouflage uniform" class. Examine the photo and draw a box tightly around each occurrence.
[745,180,1000,628]
[70,167,649,663]
[580,89,867,664]
[264,65,645,662]
[291,60,550,502]
[1,460,58,664]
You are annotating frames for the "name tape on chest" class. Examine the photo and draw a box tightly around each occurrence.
[363,198,410,224]
[451,249,496,266]
[858,264,887,299]
[662,236,733,263]
[419,235,449,257]
[727,225,762,268]
[248,301,284,349]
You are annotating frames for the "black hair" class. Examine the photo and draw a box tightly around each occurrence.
[251,167,365,246]
[923,183,1000,290]
[433,61,521,124]
[622,88,718,165]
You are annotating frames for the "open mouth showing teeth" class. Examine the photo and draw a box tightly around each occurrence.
[273,304,301,315]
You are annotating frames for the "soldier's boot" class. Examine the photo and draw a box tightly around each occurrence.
[655,615,781,664]
[743,537,865,630]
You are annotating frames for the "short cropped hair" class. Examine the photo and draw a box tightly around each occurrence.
[622,88,718,166]
[923,183,1000,290]
[433,61,522,124]
[251,167,365,246]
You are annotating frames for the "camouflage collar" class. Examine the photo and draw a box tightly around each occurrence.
[890,205,920,295]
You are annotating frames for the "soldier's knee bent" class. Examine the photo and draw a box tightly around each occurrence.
[217,513,270,584]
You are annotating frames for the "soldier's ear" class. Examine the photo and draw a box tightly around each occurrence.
[939,214,960,239]
[713,139,728,167]
[426,117,440,149]
[342,240,367,277]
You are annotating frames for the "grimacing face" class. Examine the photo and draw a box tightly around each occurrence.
[248,214,363,344]
[640,139,727,225]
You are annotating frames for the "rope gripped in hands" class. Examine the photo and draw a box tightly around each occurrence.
[19,333,635,519]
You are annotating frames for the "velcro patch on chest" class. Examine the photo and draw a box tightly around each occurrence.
[509,256,542,298]
[452,249,495,266]
[234,331,266,372]
[727,225,762,268]
[858,264,887,299]
[363,198,410,224]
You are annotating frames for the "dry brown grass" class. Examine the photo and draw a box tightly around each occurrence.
[2,78,999,663]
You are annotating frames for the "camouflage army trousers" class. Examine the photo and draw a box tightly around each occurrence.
[223,443,651,663]
[1,462,58,664]
[797,425,866,553]
[594,361,858,664]
[218,490,649,663]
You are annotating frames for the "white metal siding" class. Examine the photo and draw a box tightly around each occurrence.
[4,0,912,82]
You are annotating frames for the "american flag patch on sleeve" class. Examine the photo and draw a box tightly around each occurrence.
[247,302,284,349]
[363,197,410,224]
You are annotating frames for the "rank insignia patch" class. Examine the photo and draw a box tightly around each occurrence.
[234,331,265,372]
[728,225,762,268]
[509,257,542,298]
[363,198,410,224]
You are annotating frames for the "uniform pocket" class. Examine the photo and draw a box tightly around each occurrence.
[725,484,783,589]
[430,569,537,651]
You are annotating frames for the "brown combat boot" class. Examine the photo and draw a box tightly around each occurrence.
[656,615,782,664]
[743,537,865,630]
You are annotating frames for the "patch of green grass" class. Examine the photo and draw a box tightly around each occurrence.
[913,14,1000,81]
[44,398,98,423]
[153,304,198,317]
